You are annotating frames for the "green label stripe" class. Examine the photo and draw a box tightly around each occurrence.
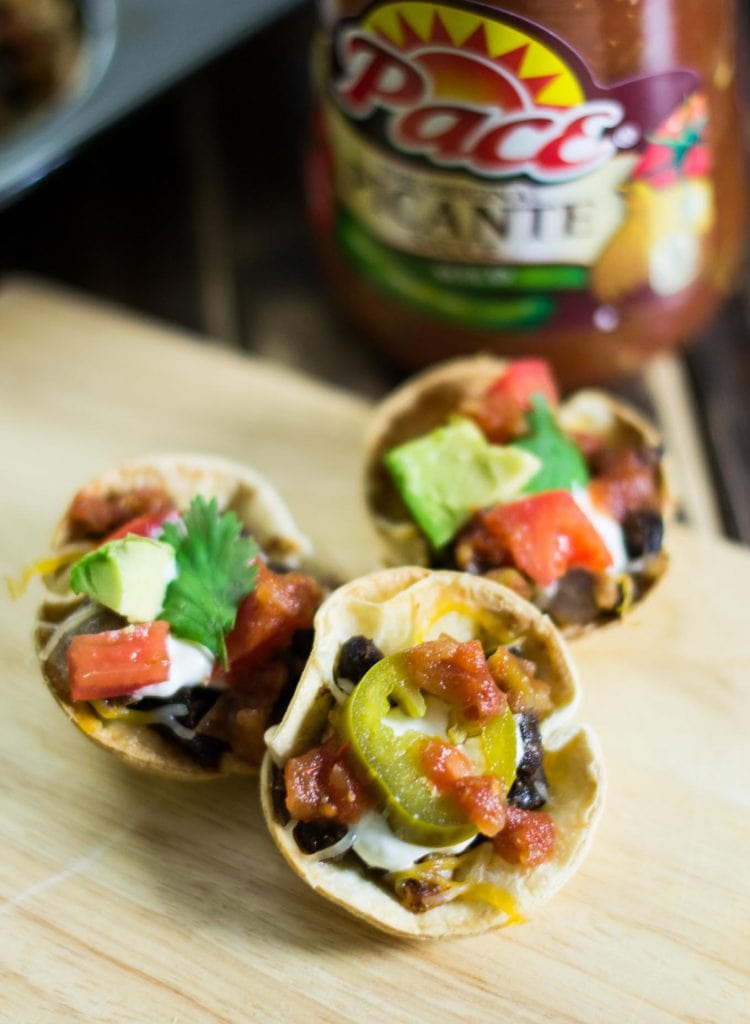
[429,262,588,293]
[336,211,584,329]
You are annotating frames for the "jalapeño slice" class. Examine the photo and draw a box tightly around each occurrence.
[340,653,517,847]
[480,705,517,791]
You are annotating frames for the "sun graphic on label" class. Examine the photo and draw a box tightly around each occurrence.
[334,1,621,181]
[363,1,585,109]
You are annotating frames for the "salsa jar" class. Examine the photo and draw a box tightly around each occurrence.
[306,0,746,386]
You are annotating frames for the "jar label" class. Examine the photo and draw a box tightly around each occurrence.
[315,1,714,331]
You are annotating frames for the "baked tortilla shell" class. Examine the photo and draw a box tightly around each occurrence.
[261,567,605,938]
[364,354,671,632]
[35,452,314,780]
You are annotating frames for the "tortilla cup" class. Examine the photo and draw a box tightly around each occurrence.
[261,567,605,938]
[35,453,315,780]
[364,355,671,634]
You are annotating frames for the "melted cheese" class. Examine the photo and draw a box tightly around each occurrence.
[413,599,477,645]
[350,811,475,872]
[382,694,450,740]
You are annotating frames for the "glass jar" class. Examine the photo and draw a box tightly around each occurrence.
[306,0,745,386]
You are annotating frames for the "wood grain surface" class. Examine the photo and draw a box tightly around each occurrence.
[1,280,748,1024]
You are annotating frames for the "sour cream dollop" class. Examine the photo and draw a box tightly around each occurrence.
[572,483,628,574]
[350,810,475,872]
[136,636,216,699]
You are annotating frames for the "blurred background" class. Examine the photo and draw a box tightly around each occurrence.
[1,0,748,540]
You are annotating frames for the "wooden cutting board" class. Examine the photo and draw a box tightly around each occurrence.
[1,279,748,1024]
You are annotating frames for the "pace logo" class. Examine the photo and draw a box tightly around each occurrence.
[333,2,631,183]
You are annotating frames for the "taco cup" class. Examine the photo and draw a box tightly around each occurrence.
[365,355,671,635]
[34,453,324,780]
[261,567,604,938]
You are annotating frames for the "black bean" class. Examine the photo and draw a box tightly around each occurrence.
[508,714,549,811]
[276,628,314,691]
[507,775,548,811]
[337,635,384,684]
[264,628,315,722]
[150,726,228,771]
[516,714,544,777]
[132,687,229,771]
[293,820,349,855]
[545,569,600,628]
[132,685,222,726]
[290,627,315,660]
[431,544,460,569]
[623,510,664,558]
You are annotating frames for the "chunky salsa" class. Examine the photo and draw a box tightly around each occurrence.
[281,632,557,913]
[374,358,668,633]
[37,482,323,772]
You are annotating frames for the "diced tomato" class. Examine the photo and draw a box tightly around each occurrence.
[487,646,553,715]
[453,776,506,837]
[421,739,506,836]
[284,737,376,825]
[226,563,322,684]
[420,737,474,788]
[488,360,559,409]
[68,487,174,541]
[67,621,170,701]
[405,636,505,725]
[589,448,661,522]
[461,491,612,586]
[462,360,559,443]
[492,806,556,867]
[102,509,180,543]
[200,661,290,765]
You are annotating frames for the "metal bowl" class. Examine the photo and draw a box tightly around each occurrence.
[0,0,116,205]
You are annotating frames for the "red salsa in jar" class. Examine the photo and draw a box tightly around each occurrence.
[307,0,745,385]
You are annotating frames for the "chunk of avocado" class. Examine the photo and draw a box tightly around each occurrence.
[70,536,177,623]
[384,416,540,550]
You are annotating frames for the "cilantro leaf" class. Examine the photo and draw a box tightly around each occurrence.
[511,395,589,495]
[159,496,258,666]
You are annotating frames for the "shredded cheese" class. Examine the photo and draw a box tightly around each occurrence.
[90,699,194,738]
[6,546,89,599]
[37,601,99,662]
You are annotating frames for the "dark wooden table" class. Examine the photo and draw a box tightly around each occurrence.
[2,5,748,543]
